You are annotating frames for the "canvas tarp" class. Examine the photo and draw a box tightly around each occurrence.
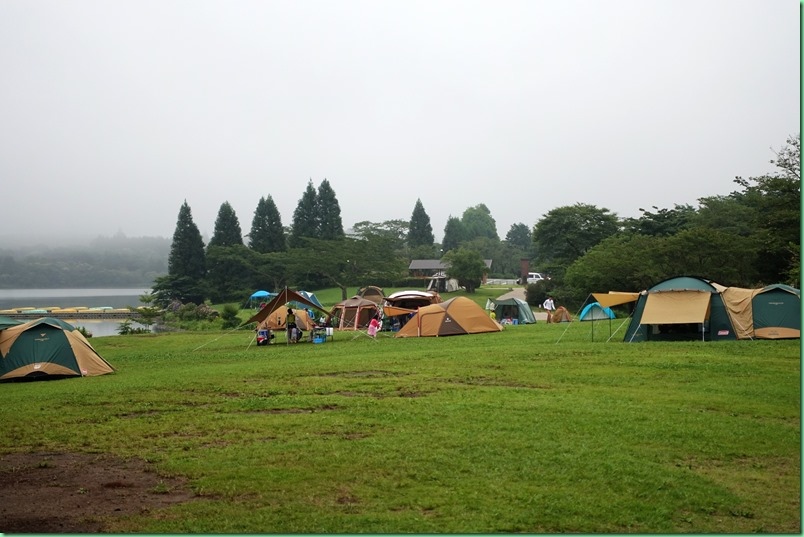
[395,296,503,337]
[640,290,711,325]
[244,288,329,326]
[592,292,640,308]
[718,286,758,339]
[0,317,115,381]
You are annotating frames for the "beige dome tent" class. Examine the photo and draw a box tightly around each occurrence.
[395,296,504,337]
[358,285,385,305]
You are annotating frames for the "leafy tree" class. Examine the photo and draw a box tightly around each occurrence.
[289,179,319,247]
[284,237,407,299]
[351,220,409,254]
[249,195,286,253]
[442,216,467,254]
[532,203,620,269]
[208,201,244,248]
[563,234,664,304]
[729,134,801,284]
[461,204,499,241]
[505,223,532,251]
[157,201,206,305]
[316,179,345,240]
[621,204,696,237]
[443,247,486,293]
[656,228,759,287]
[407,199,435,250]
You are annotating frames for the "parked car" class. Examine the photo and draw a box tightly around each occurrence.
[523,272,547,284]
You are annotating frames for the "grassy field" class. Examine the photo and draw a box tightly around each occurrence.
[1,312,800,533]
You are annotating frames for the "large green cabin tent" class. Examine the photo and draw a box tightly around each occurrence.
[624,276,736,342]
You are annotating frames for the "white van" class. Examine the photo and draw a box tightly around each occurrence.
[526,272,546,283]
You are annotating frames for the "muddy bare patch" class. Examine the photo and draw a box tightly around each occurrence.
[0,451,198,533]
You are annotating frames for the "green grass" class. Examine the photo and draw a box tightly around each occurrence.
[1,320,799,533]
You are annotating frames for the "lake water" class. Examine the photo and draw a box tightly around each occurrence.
[0,288,152,337]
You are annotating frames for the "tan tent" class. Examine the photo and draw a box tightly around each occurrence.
[328,296,380,330]
[549,306,572,323]
[0,317,115,381]
[253,307,317,331]
[395,296,504,337]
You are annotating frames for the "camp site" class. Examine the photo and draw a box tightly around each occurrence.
[0,279,799,533]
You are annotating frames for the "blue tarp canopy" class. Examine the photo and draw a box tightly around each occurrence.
[250,290,271,299]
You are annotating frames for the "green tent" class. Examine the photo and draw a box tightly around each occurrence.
[624,276,736,342]
[490,297,537,325]
[0,317,115,381]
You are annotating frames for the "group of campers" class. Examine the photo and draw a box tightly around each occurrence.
[255,307,323,345]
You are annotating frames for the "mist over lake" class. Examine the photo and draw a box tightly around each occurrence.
[0,288,151,337]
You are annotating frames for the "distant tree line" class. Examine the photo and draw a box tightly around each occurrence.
[2,136,797,311]
[0,234,170,288]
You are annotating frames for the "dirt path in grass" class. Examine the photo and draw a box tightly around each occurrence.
[0,451,197,533]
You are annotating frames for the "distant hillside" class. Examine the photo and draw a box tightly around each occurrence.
[0,234,170,288]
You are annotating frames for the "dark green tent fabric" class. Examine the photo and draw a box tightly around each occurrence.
[752,284,800,339]
[0,316,22,330]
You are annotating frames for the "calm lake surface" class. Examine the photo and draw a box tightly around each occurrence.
[0,288,152,337]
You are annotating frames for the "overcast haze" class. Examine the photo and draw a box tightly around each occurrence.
[0,0,799,244]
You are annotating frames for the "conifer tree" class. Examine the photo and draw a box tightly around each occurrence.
[157,200,206,304]
[407,198,435,248]
[316,178,344,240]
[289,179,319,247]
[208,201,243,248]
[249,195,286,253]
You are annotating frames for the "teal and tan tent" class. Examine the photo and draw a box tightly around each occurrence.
[718,283,800,339]
[624,276,737,342]
[0,317,115,381]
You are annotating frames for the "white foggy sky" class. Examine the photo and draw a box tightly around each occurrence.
[0,0,799,243]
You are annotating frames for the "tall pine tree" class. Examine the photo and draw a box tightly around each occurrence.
[289,179,319,247]
[249,195,286,253]
[316,178,344,240]
[157,200,206,304]
[208,201,243,248]
[407,198,435,248]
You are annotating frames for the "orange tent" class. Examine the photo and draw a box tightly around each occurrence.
[395,296,503,338]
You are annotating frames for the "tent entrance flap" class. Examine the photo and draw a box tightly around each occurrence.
[640,290,711,325]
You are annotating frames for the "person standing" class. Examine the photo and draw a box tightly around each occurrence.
[543,296,555,323]
[284,308,297,343]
